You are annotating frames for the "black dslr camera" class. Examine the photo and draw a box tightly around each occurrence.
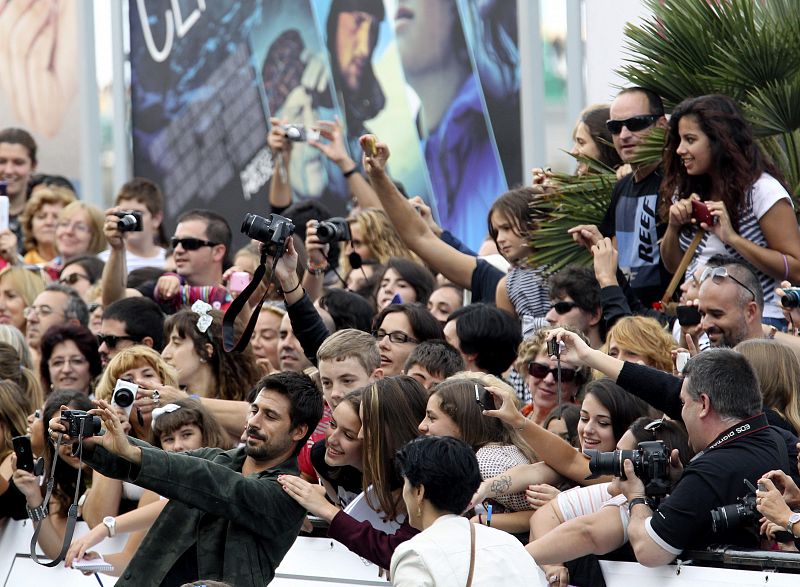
[709,479,795,543]
[315,217,351,244]
[113,210,143,232]
[586,440,671,497]
[60,410,102,438]
[241,213,295,257]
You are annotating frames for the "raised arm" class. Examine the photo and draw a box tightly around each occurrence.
[361,135,477,289]
[101,207,129,307]
[267,118,293,211]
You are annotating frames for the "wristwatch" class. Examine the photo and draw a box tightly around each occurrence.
[103,516,117,537]
[786,511,800,537]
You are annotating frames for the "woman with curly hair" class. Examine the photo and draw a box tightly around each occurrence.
[161,307,260,401]
[659,93,800,327]
[603,315,674,373]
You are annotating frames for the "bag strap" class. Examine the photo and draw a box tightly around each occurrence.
[466,521,476,587]
[660,229,705,307]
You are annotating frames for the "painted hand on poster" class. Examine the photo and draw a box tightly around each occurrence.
[0,0,78,137]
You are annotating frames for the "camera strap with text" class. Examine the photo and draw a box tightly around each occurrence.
[30,424,89,566]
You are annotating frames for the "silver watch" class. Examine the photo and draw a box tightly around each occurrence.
[787,512,800,537]
[103,515,117,537]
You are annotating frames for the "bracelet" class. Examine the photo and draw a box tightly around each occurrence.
[307,263,328,276]
[281,281,302,295]
[627,496,652,515]
[26,503,48,523]
[782,254,790,281]
[342,166,359,178]
[514,419,528,432]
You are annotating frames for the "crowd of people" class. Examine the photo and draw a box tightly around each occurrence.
[2,62,800,587]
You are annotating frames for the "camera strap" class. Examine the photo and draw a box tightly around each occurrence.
[30,422,89,566]
[691,412,769,462]
[223,252,278,352]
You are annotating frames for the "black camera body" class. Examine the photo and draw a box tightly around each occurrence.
[586,440,671,497]
[61,410,102,438]
[114,210,143,232]
[781,287,800,309]
[709,479,794,543]
[316,217,351,244]
[241,213,295,257]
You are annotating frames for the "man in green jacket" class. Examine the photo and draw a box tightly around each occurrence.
[56,371,323,586]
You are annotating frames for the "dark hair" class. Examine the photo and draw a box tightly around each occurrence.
[0,127,37,164]
[61,255,105,284]
[395,436,482,515]
[683,348,762,419]
[542,403,581,449]
[584,378,653,443]
[447,303,521,376]
[256,372,324,456]
[42,391,93,517]
[617,87,665,116]
[361,376,427,520]
[430,379,506,451]
[580,105,623,169]
[487,187,537,243]
[151,398,232,450]
[403,339,465,379]
[704,254,764,312]
[28,173,75,194]
[176,209,233,269]
[660,94,784,234]
[628,416,694,467]
[42,283,89,327]
[128,267,167,290]
[547,266,606,340]
[319,289,375,333]
[117,177,168,247]
[372,303,443,343]
[40,324,102,392]
[102,297,166,351]
[164,308,260,402]
[375,258,436,306]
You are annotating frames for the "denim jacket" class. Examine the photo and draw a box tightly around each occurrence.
[84,440,305,586]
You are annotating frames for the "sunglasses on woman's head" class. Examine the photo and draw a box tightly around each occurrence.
[59,273,89,286]
[605,114,660,135]
[527,361,577,382]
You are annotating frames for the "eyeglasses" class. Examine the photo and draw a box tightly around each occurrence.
[23,305,63,319]
[59,273,90,286]
[57,220,91,234]
[170,237,219,251]
[527,361,577,382]
[372,329,419,344]
[549,301,578,315]
[606,114,661,135]
[48,356,88,370]
[97,333,140,349]
[699,266,756,301]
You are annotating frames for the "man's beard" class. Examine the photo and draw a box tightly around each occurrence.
[244,428,293,462]
[712,319,749,348]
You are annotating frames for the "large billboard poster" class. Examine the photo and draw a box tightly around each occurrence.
[129,0,520,251]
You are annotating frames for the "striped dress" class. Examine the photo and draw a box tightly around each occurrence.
[676,173,792,320]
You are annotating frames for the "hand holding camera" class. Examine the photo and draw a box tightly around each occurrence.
[544,328,589,366]
[360,134,389,175]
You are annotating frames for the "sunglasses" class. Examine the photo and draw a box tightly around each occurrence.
[170,237,219,251]
[605,114,660,135]
[59,273,90,286]
[527,361,577,382]
[97,334,140,349]
[549,301,578,315]
[699,266,756,301]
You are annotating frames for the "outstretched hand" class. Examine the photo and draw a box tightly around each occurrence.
[360,134,389,174]
[278,474,340,522]
[483,385,526,430]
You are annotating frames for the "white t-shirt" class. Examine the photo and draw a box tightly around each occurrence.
[98,247,168,271]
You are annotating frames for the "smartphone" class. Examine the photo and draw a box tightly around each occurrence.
[676,305,701,327]
[474,384,494,412]
[691,199,716,226]
[12,436,34,473]
[0,180,9,232]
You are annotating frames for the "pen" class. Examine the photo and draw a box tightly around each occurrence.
[486,504,492,527]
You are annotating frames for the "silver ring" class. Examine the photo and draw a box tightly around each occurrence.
[152,390,161,406]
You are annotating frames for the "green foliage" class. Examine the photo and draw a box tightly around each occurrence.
[529,0,800,269]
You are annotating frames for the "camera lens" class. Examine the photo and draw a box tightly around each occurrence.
[241,213,273,242]
[113,388,134,408]
[587,449,634,479]
[117,214,137,232]
[781,289,800,309]
[711,504,744,532]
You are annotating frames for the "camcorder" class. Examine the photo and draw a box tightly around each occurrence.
[112,379,138,420]
[60,410,102,438]
[281,124,320,143]
[586,440,671,498]
[316,217,351,244]
[781,287,800,309]
[241,213,295,257]
[114,210,143,232]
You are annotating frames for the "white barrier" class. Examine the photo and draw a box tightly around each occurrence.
[601,559,799,587]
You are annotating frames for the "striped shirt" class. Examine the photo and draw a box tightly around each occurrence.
[677,173,792,320]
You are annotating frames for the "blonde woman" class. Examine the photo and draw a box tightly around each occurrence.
[0,266,47,334]
[602,316,675,373]
[20,186,76,265]
[53,201,107,267]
